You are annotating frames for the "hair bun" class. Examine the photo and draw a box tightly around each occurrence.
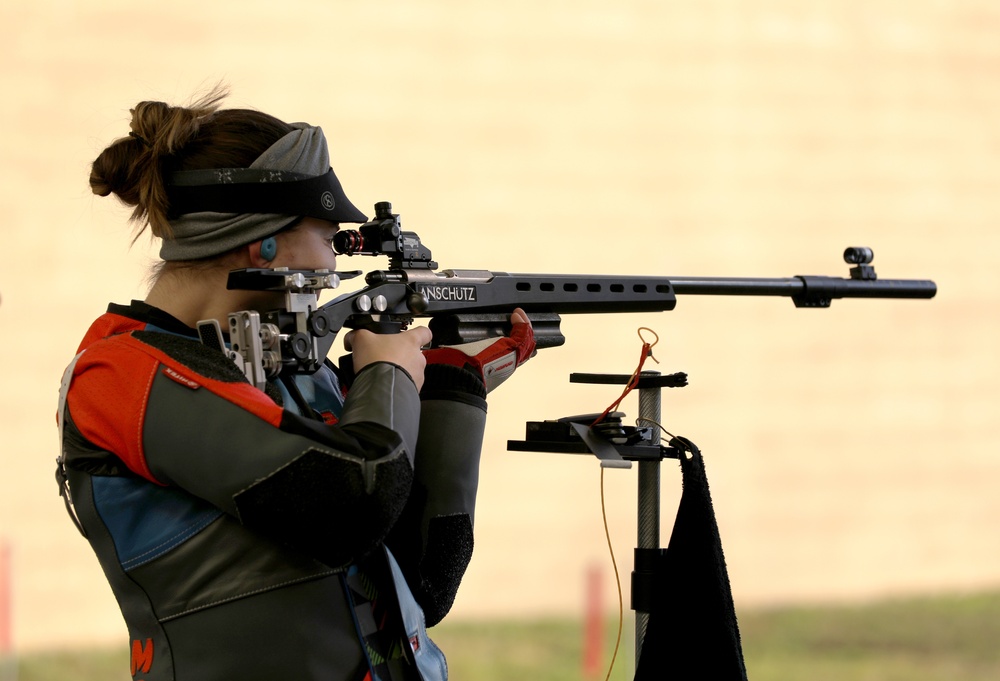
[129,99,212,156]
[90,87,229,238]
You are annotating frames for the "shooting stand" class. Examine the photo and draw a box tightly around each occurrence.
[508,370,747,680]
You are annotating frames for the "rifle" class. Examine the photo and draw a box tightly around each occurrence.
[202,201,937,389]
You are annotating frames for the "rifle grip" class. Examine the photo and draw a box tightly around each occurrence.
[337,354,356,389]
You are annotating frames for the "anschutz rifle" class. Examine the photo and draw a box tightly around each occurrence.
[203,201,937,389]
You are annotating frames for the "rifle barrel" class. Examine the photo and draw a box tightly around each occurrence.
[668,276,937,301]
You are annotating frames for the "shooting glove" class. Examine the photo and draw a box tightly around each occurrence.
[423,314,535,393]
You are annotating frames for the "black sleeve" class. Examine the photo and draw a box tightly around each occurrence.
[385,364,488,625]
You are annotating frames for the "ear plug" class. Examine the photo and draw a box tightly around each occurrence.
[260,236,278,261]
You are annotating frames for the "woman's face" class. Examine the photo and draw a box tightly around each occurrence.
[270,218,340,271]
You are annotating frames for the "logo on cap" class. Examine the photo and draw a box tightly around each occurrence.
[321,191,336,211]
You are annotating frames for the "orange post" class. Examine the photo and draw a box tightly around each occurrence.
[0,540,10,655]
[583,563,603,678]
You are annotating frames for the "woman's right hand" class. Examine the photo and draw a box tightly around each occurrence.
[343,326,433,391]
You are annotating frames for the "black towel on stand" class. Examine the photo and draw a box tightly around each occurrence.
[634,437,748,680]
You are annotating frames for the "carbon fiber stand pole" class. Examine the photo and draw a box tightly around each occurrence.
[635,370,662,667]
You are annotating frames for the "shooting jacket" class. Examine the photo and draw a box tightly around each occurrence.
[56,301,488,681]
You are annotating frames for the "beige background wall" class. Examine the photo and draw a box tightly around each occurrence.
[1,0,997,651]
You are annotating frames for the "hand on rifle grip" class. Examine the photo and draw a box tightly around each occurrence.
[343,326,432,391]
[423,307,536,393]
